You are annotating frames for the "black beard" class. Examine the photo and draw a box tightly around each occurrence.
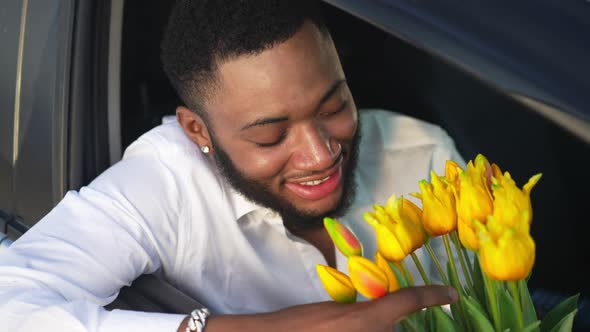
[209,124,360,232]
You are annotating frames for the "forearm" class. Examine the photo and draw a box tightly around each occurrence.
[176,301,364,332]
[176,314,272,332]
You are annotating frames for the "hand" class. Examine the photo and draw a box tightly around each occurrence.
[177,285,458,332]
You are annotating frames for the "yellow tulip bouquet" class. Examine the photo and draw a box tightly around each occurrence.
[317,154,579,332]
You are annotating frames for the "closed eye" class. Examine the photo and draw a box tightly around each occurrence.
[320,100,348,117]
[255,131,287,148]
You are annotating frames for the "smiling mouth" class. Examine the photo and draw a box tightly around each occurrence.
[284,155,345,201]
[298,175,331,186]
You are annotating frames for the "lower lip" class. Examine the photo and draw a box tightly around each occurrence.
[284,167,342,201]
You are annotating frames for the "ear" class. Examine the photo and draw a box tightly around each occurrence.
[176,106,213,153]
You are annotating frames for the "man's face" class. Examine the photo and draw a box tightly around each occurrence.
[203,22,359,230]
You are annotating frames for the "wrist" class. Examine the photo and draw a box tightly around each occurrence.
[177,316,190,332]
[178,307,211,332]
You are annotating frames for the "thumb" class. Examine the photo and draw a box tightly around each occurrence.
[370,285,458,324]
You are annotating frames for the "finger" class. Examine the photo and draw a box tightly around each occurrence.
[372,285,458,324]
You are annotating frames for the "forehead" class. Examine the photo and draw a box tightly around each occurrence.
[205,22,343,124]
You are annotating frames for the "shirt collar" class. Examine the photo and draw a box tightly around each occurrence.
[225,186,267,221]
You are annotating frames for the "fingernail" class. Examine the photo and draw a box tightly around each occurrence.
[448,287,458,301]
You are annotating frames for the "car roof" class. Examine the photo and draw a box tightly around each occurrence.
[323,0,590,142]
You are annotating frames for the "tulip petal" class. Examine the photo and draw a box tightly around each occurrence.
[375,252,401,292]
[316,264,357,303]
[374,223,407,262]
[348,256,389,299]
[324,217,363,257]
[477,219,536,281]
[523,173,542,195]
[445,160,463,182]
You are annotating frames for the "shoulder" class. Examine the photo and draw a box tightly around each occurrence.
[123,120,204,165]
[88,120,226,216]
[359,109,455,153]
[352,109,464,205]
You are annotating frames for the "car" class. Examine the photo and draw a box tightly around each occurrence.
[1,0,589,329]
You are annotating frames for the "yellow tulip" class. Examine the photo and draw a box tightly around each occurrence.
[316,264,357,303]
[363,197,425,262]
[348,256,389,299]
[375,252,401,293]
[367,221,407,262]
[476,218,535,281]
[385,195,423,228]
[457,154,494,250]
[418,172,457,236]
[445,159,463,193]
[491,172,542,228]
[323,217,363,257]
[458,216,479,251]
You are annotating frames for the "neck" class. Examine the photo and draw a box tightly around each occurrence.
[290,226,336,268]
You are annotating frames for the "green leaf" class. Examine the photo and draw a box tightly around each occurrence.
[522,321,541,332]
[400,318,420,332]
[463,295,495,332]
[432,306,460,331]
[447,262,468,332]
[407,311,426,332]
[540,293,579,332]
[518,280,538,326]
[548,309,577,332]
[498,287,518,332]
[389,262,409,288]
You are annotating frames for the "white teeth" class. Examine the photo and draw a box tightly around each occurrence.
[299,176,330,186]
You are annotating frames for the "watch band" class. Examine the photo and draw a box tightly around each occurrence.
[185,307,211,332]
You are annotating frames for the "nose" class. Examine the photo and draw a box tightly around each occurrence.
[291,124,341,171]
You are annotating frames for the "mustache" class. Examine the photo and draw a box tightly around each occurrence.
[283,151,344,180]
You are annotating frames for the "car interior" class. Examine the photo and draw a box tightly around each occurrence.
[4,0,587,327]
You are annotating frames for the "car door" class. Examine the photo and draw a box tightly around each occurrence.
[0,0,201,315]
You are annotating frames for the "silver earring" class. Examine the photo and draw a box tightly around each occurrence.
[200,146,210,154]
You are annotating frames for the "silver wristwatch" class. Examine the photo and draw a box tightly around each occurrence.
[185,307,211,332]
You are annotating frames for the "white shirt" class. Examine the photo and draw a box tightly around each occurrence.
[0,109,464,332]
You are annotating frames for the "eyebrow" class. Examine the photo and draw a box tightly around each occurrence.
[240,79,347,131]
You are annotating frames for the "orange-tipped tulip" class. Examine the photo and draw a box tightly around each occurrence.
[348,256,389,299]
[418,172,457,236]
[324,217,363,257]
[316,264,357,303]
[491,172,542,228]
[457,154,494,250]
[374,252,401,292]
[476,218,535,281]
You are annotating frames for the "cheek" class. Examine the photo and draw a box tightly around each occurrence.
[327,110,358,141]
[235,146,290,181]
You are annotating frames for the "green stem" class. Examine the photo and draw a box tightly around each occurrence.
[401,261,415,286]
[451,232,474,290]
[509,281,524,329]
[461,245,475,278]
[410,252,430,285]
[442,235,462,292]
[481,257,501,332]
[424,242,449,285]
[443,234,470,331]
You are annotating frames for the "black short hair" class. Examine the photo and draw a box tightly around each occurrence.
[161,0,329,118]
